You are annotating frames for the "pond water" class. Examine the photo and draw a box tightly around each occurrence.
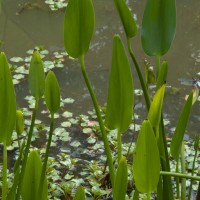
[1,0,200,140]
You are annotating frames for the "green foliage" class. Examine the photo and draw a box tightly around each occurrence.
[45,70,60,114]
[141,0,176,56]
[22,150,48,200]
[156,61,168,89]
[105,35,133,133]
[0,52,16,146]
[64,0,95,58]
[73,186,86,200]
[16,110,24,135]
[113,156,128,200]
[133,120,160,194]
[148,84,166,128]
[113,0,137,38]
[170,92,193,160]
[28,50,45,98]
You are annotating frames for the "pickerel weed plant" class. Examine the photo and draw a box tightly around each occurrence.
[0,0,200,199]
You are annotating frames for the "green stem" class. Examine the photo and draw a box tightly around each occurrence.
[16,97,39,200]
[2,143,7,200]
[79,55,115,187]
[176,159,180,199]
[117,129,122,164]
[156,55,161,78]
[181,142,186,200]
[188,139,199,200]
[160,171,200,181]
[127,38,151,110]
[38,113,54,196]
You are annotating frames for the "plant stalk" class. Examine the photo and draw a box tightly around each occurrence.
[127,38,151,110]
[160,171,200,181]
[176,159,180,199]
[2,143,7,200]
[79,55,115,187]
[181,142,186,200]
[38,113,54,196]
[117,129,122,164]
[16,97,39,200]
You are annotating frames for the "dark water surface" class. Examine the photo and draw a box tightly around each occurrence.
[1,0,200,138]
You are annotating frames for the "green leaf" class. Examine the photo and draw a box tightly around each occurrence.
[156,61,168,89]
[113,156,128,200]
[148,84,166,128]
[141,0,176,56]
[73,186,86,200]
[113,0,137,38]
[45,71,60,114]
[28,50,45,98]
[170,92,193,160]
[22,150,48,200]
[0,52,16,145]
[105,35,133,133]
[133,120,160,194]
[64,0,95,58]
[16,110,24,135]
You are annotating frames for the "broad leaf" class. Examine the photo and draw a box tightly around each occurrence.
[170,92,193,160]
[28,50,45,98]
[148,84,166,128]
[105,35,133,133]
[141,0,176,56]
[73,186,86,200]
[133,120,160,193]
[113,0,137,38]
[113,156,128,200]
[22,150,48,200]
[45,71,60,114]
[64,0,95,58]
[0,52,16,145]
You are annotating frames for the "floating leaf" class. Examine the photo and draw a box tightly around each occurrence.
[105,35,133,133]
[141,0,176,56]
[64,0,95,58]
[170,92,193,160]
[0,52,16,145]
[133,120,160,193]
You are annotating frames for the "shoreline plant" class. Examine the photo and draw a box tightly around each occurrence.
[0,0,199,199]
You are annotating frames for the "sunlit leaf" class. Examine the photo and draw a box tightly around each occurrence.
[113,0,137,38]
[148,84,166,128]
[45,70,60,114]
[113,156,128,200]
[64,0,95,58]
[22,150,48,200]
[141,0,176,56]
[0,52,16,145]
[105,35,133,133]
[16,110,24,135]
[170,92,193,160]
[73,186,86,200]
[133,120,160,193]
[28,50,45,98]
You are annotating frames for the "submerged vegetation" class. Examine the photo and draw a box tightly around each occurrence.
[0,0,200,199]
